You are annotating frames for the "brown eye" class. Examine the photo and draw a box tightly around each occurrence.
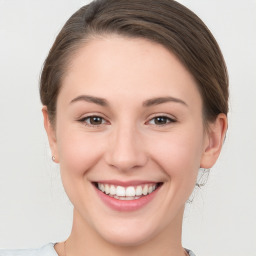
[148,116,176,126]
[80,116,107,126]
[89,116,103,125]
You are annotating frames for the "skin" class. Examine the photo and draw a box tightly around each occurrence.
[43,35,227,256]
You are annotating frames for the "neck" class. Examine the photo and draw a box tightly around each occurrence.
[60,206,186,256]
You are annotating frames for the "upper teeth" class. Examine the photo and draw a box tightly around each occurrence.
[97,183,157,197]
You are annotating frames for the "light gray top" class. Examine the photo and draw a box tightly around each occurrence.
[0,243,196,256]
[0,244,57,256]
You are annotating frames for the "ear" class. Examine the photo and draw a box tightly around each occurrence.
[200,113,228,169]
[42,106,59,163]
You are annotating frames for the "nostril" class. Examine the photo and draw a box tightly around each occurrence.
[105,151,149,171]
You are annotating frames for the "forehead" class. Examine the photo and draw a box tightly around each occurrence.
[59,35,202,109]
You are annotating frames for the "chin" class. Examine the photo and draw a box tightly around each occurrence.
[93,217,161,247]
[101,228,155,247]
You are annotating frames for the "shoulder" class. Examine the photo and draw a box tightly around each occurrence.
[0,243,58,256]
[1,244,195,256]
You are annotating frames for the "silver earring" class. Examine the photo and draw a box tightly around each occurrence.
[196,168,210,188]
[187,168,210,204]
[52,156,56,162]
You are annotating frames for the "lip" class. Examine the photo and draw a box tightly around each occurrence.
[93,181,162,212]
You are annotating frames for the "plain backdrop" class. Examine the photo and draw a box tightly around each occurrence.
[0,1,255,255]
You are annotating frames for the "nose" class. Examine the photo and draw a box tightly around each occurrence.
[104,124,148,171]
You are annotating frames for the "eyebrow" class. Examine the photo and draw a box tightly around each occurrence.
[70,95,187,107]
[142,96,188,107]
[70,95,108,106]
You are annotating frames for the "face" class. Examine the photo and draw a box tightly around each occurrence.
[45,36,218,246]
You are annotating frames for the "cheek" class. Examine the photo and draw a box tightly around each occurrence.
[57,128,104,177]
[56,128,106,210]
[148,128,204,182]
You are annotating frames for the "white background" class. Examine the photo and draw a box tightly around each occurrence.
[0,1,255,255]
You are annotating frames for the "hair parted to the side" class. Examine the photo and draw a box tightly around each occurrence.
[40,0,229,126]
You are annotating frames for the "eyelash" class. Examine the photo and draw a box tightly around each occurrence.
[147,115,176,126]
[78,114,176,127]
[78,115,108,127]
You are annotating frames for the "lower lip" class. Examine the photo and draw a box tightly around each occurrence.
[94,184,160,212]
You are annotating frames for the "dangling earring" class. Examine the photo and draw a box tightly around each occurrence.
[196,168,210,188]
[187,168,210,204]
[52,156,56,162]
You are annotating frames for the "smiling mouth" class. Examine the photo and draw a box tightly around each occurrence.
[94,182,162,200]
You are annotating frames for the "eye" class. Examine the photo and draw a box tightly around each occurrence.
[79,115,107,126]
[148,116,176,126]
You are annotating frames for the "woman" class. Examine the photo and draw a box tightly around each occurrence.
[0,0,228,255]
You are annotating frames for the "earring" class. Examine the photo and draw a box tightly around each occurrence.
[196,168,210,188]
[52,156,56,162]
[187,168,210,204]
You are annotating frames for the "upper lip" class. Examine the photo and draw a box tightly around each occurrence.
[93,180,161,186]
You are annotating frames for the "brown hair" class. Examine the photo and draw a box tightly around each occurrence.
[40,0,228,126]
